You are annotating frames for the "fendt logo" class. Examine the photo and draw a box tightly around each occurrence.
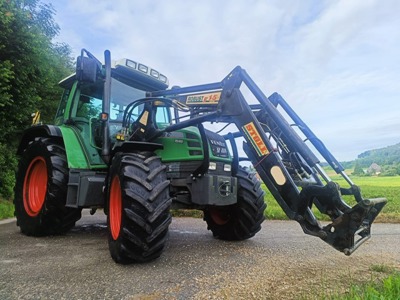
[186,92,221,104]
[242,122,269,156]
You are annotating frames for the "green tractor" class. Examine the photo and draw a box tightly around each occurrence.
[14,49,386,263]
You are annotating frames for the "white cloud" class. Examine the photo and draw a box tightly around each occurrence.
[51,0,400,161]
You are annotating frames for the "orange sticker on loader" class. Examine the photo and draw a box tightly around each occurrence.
[242,122,269,156]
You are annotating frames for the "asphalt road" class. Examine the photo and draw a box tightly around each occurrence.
[1,211,400,300]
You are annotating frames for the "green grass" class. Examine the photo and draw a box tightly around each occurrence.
[263,174,400,223]
[300,264,400,300]
[329,272,400,300]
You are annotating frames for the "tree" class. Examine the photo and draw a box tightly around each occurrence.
[0,0,73,198]
[352,160,364,176]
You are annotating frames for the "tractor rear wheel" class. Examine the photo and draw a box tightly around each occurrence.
[107,152,172,264]
[204,166,266,240]
[14,138,81,236]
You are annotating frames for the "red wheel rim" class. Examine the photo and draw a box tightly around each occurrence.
[109,176,122,240]
[23,157,48,217]
[209,208,230,225]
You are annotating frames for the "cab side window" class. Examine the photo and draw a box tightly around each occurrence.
[76,94,102,119]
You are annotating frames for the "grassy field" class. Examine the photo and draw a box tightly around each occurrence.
[263,174,400,223]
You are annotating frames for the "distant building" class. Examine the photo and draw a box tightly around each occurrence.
[367,163,382,175]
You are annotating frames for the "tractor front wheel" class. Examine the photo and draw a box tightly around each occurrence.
[14,138,81,236]
[107,152,172,264]
[204,166,266,240]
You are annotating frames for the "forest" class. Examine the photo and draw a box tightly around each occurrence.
[0,0,73,199]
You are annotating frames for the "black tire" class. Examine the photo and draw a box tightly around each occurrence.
[14,137,82,236]
[204,166,266,240]
[107,152,172,264]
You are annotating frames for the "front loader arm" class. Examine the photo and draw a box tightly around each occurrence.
[150,66,387,255]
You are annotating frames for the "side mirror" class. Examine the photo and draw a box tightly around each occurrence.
[76,49,103,83]
[76,56,98,83]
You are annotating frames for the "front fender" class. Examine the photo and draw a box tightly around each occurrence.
[17,125,63,155]
[17,125,96,169]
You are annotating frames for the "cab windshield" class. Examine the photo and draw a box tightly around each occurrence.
[109,79,146,121]
[75,78,170,123]
[74,78,147,121]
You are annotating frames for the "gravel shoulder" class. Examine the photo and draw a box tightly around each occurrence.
[1,212,399,299]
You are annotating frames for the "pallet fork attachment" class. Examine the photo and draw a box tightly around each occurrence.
[147,66,387,255]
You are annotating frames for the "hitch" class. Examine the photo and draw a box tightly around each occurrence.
[322,197,387,255]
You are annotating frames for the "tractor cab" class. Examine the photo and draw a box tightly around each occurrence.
[55,58,171,160]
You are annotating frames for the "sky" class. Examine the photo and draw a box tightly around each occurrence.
[50,0,400,161]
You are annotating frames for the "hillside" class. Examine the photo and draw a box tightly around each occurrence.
[355,143,400,166]
[341,143,400,176]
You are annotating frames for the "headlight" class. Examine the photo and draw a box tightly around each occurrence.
[209,162,217,170]
[126,59,137,69]
[138,64,148,73]
[150,69,159,78]
[223,164,231,172]
[159,74,168,83]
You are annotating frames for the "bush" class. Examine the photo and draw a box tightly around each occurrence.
[0,198,14,219]
[0,142,17,199]
[381,164,400,177]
